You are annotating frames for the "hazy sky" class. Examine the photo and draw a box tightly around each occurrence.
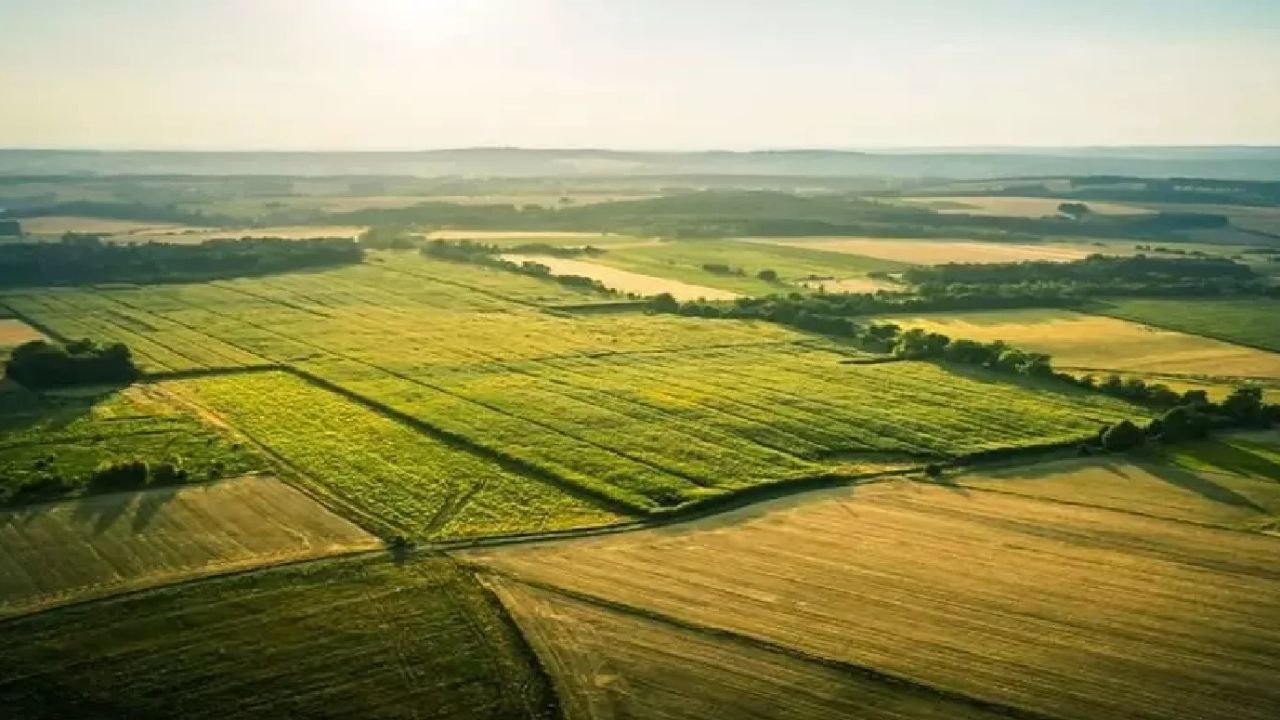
[2,0,1278,150]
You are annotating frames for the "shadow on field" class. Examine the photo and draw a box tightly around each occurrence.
[1175,439,1280,484]
[1144,462,1267,513]
[61,484,183,535]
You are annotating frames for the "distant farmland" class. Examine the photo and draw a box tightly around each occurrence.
[468,481,1280,720]
[867,308,1280,382]
[897,195,1153,217]
[751,236,1095,264]
[0,475,378,618]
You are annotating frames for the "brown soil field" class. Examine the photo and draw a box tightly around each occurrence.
[0,318,45,352]
[466,481,1280,720]
[901,196,1153,217]
[0,475,379,618]
[869,309,1280,381]
[487,578,1009,720]
[750,237,1094,264]
[500,253,740,300]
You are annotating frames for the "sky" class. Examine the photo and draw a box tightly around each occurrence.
[2,0,1279,151]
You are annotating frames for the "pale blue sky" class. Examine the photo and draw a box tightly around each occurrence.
[2,0,1278,150]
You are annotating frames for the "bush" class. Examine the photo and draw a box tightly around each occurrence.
[6,339,140,388]
[1101,420,1146,451]
[757,268,779,282]
[88,460,150,491]
[150,460,189,486]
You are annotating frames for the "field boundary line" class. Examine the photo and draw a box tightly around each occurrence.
[474,571,1065,720]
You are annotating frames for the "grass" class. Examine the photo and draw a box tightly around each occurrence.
[867,308,1280,381]
[467,480,1280,720]
[1090,297,1280,354]
[0,556,559,720]
[0,385,262,505]
[588,239,907,295]
[489,577,1009,720]
[0,474,378,618]
[161,371,629,539]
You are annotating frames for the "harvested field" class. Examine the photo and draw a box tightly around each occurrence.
[0,557,558,720]
[0,318,44,352]
[467,482,1280,720]
[501,253,739,300]
[136,224,367,242]
[16,216,192,236]
[868,308,1280,381]
[958,438,1280,530]
[489,578,1009,720]
[898,196,1152,217]
[752,237,1094,264]
[0,474,378,618]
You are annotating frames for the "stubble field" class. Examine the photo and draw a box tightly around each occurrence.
[468,480,1280,720]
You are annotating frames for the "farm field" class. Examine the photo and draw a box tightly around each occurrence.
[867,308,1280,381]
[424,229,644,244]
[2,255,1149,514]
[501,253,739,300]
[467,481,1280,720]
[956,434,1280,530]
[134,224,367,242]
[488,578,1010,720]
[161,371,629,539]
[0,385,261,505]
[0,474,378,618]
[1091,297,1280,354]
[0,317,44,354]
[897,195,1153,217]
[587,239,908,295]
[0,557,558,720]
[748,236,1095,264]
[15,216,194,237]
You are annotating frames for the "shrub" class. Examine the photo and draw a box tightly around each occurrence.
[150,460,190,486]
[88,460,150,491]
[1101,420,1146,451]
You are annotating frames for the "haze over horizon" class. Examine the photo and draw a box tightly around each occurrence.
[3,0,1279,152]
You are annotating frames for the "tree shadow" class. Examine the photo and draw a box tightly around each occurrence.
[131,484,180,532]
[1173,439,1280,484]
[1140,461,1268,513]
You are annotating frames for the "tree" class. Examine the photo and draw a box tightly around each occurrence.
[757,268,779,282]
[1222,386,1265,426]
[1058,202,1092,219]
[1101,420,1145,451]
[1157,406,1211,442]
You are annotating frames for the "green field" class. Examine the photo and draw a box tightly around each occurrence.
[2,254,1149,520]
[0,556,558,720]
[0,385,261,505]
[163,371,628,539]
[0,475,378,617]
[588,239,907,295]
[1090,298,1280,354]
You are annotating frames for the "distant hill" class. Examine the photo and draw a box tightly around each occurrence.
[2,147,1279,180]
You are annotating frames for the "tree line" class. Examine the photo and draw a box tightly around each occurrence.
[0,235,362,289]
[421,239,617,295]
